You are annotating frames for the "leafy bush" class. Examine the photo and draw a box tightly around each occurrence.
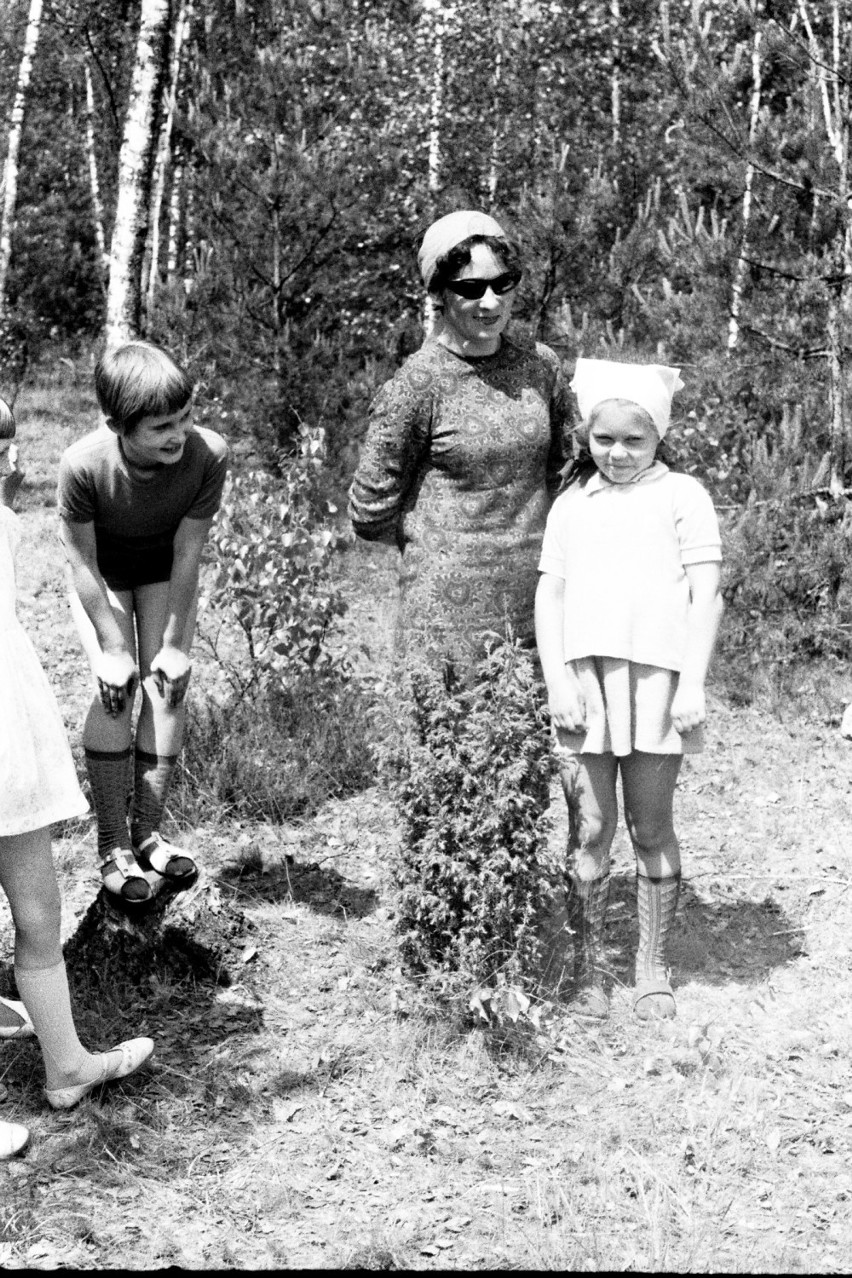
[202,423,347,693]
[391,642,556,1007]
[175,420,378,822]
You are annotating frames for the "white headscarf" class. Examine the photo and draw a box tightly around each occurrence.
[418,210,507,289]
[570,358,684,439]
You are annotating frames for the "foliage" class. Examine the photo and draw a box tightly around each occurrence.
[720,407,852,696]
[391,641,556,1009]
[175,669,377,824]
[203,422,346,691]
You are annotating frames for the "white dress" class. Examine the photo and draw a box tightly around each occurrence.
[0,506,88,836]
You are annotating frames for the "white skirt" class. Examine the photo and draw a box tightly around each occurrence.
[554,656,704,757]
[0,617,88,836]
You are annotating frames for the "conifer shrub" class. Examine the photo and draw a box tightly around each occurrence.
[391,642,557,1011]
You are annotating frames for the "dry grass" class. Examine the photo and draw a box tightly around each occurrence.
[1,372,852,1268]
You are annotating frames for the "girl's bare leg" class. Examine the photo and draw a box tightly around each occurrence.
[0,827,151,1091]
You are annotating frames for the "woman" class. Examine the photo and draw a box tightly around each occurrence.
[348,210,572,667]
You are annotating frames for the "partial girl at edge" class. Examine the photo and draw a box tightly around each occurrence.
[0,400,152,1160]
[535,359,724,1022]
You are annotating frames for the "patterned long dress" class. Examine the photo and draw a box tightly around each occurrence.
[348,337,573,665]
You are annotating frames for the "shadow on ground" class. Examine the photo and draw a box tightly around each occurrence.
[217,855,378,920]
[540,872,805,1000]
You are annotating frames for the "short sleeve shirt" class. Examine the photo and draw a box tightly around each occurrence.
[57,425,228,588]
[538,463,721,671]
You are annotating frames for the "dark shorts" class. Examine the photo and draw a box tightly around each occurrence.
[98,544,174,593]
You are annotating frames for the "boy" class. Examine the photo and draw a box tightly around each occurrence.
[58,341,228,904]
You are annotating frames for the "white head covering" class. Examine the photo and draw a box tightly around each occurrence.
[570,358,684,439]
[418,210,507,289]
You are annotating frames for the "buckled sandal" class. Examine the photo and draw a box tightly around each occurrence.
[133,832,198,884]
[99,850,154,904]
[0,997,34,1040]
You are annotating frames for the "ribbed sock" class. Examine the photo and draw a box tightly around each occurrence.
[635,872,681,982]
[85,746,132,861]
[130,749,178,847]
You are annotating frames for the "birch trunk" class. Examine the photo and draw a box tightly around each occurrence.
[797,0,850,488]
[105,0,170,348]
[83,59,108,287]
[727,27,761,353]
[610,0,621,158]
[487,3,504,209]
[423,0,447,337]
[0,0,43,320]
[145,0,191,321]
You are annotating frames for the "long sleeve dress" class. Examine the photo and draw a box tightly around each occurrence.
[348,337,572,665]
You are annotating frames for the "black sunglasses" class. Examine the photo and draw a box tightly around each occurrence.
[443,271,521,300]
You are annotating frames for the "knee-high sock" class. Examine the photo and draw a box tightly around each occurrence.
[635,872,681,982]
[85,746,132,861]
[130,749,178,846]
[565,872,610,988]
[14,962,88,1089]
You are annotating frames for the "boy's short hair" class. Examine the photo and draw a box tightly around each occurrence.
[94,340,193,434]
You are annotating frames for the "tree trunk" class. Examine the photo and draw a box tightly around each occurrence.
[105,0,171,348]
[63,875,250,990]
[487,2,504,209]
[610,0,621,158]
[423,0,447,337]
[83,59,109,289]
[0,0,43,320]
[144,0,191,322]
[727,27,762,353]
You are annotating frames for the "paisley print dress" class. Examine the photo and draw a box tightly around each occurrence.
[348,337,572,664]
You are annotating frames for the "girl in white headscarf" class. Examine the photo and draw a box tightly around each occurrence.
[535,359,724,1022]
[349,210,572,665]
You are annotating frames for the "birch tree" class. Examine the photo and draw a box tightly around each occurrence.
[144,0,191,320]
[104,0,170,347]
[0,0,43,320]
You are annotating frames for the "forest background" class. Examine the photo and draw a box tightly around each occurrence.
[2,0,852,1271]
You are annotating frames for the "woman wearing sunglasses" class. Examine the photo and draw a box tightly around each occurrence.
[349,209,572,667]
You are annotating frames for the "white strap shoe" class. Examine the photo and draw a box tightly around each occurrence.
[0,1120,29,1159]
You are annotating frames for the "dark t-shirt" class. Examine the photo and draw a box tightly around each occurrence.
[57,425,229,589]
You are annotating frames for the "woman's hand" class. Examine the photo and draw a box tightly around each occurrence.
[149,645,192,708]
[549,679,587,733]
[95,649,138,717]
[671,680,706,734]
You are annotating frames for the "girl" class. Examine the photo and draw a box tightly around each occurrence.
[535,359,723,1021]
[57,341,228,905]
[0,398,152,1155]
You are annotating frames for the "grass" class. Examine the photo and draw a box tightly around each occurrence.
[2,362,852,1267]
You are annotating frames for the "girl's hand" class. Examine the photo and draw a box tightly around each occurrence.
[95,649,139,717]
[671,681,706,735]
[150,645,192,708]
[549,681,587,733]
